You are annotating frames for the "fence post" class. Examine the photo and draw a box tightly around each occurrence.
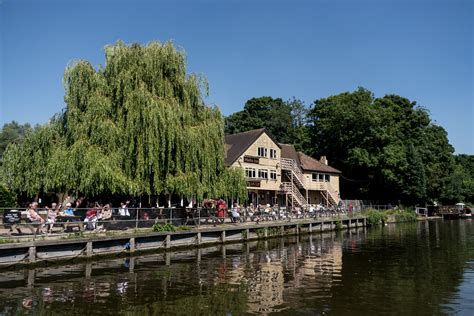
[28,246,36,263]
[135,208,139,229]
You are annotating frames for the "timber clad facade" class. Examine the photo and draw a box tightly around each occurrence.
[225,128,341,207]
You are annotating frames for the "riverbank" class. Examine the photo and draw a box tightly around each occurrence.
[0,216,367,267]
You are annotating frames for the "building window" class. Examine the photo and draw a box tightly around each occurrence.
[312,173,330,182]
[270,169,277,180]
[270,149,277,159]
[257,147,267,157]
[258,169,268,179]
[245,167,256,178]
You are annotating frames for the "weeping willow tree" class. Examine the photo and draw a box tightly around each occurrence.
[1,123,59,197]
[0,41,247,201]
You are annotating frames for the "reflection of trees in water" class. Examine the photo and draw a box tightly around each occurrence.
[329,221,474,315]
[0,221,472,315]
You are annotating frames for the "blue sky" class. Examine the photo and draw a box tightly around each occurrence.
[1,0,472,153]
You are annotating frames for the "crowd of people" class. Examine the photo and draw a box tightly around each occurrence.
[23,199,131,233]
[18,197,352,234]
[225,202,350,224]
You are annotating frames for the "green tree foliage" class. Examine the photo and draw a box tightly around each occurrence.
[0,121,32,158]
[307,87,456,205]
[224,96,310,150]
[0,41,247,201]
[0,183,17,207]
[443,154,474,204]
[1,124,58,196]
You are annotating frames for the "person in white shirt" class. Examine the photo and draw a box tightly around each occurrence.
[118,201,130,217]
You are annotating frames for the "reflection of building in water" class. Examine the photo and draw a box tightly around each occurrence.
[286,237,343,295]
[223,248,286,314]
[224,237,344,315]
[303,239,342,277]
[246,260,285,314]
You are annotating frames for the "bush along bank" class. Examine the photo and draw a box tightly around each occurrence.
[363,208,417,226]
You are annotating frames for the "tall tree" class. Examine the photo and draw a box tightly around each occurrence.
[443,155,474,204]
[224,96,310,149]
[1,41,247,201]
[307,87,455,205]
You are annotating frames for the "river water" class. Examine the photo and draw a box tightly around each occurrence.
[0,219,473,315]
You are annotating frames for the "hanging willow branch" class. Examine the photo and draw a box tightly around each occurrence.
[1,41,247,200]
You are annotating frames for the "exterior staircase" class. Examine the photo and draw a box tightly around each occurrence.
[280,158,339,207]
[280,182,306,207]
[315,182,339,206]
[280,158,305,189]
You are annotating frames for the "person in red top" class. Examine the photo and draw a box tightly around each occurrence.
[84,202,99,230]
[216,199,227,223]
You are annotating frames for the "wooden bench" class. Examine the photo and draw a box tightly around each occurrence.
[52,216,84,233]
[2,211,43,235]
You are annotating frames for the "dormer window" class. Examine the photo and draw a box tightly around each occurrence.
[257,147,267,157]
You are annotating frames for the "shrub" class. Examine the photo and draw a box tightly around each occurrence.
[363,209,387,226]
[152,223,177,232]
[395,210,417,222]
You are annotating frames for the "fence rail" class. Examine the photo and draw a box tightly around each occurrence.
[0,205,360,237]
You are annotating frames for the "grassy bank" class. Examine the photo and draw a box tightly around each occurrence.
[363,208,417,226]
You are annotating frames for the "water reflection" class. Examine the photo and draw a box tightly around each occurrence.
[0,220,473,315]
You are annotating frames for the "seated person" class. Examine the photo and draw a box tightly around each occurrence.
[84,203,99,230]
[62,203,75,216]
[230,203,241,223]
[46,203,59,224]
[101,204,113,220]
[118,201,130,217]
[27,202,45,224]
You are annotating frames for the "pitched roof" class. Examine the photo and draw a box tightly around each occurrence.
[297,152,342,174]
[279,143,300,163]
[225,128,280,165]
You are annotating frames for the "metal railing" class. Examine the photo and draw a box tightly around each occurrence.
[0,205,361,236]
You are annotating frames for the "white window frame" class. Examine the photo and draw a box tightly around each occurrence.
[270,149,277,159]
[258,169,268,179]
[257,147,267,157]
[312,173,330,182]
[270,169,277,180]
[245,167,256,178]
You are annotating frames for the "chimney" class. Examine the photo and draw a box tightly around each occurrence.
[320,156,328,165]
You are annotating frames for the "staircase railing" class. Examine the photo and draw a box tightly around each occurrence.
[280,158,306,189]
[281,158,339,206]
[315,182,339,205]
[327,183,339,204]
[281,182,306,207]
